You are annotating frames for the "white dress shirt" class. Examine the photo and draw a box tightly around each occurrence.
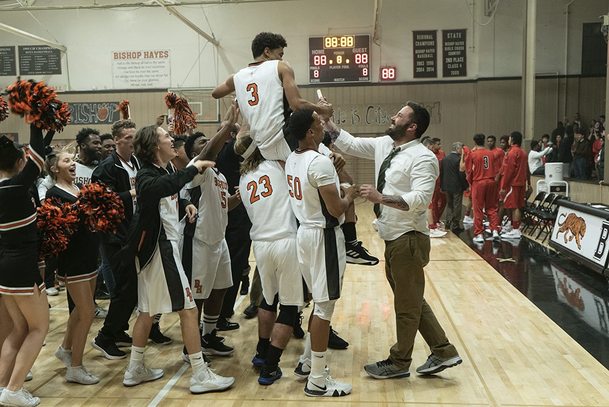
[334,129,438,240]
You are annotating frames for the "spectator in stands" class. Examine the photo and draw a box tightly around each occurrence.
[598,130,606,182]
[559,125,574,177]
[572,126,592,179]
[528,139,553,176]
[441,142,468,232]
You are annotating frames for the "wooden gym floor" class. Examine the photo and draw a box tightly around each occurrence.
[31,202,609,406]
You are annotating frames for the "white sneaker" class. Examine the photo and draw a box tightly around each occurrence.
[473,234,484,243]
[25,371,32,382]
[123,364,164,387]
[46,287,59,296]
[501,224,513,234]
[492,230,500,239]
[463,216,474,224]
[189,364,234,394]
[66,366,99,385]
[304,369,351,397]
[501,229,522,240]
[429,229,447,238]
[0,388,40,407]
[55,346,72,368]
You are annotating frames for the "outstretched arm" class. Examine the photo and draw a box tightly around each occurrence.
[279,62,333,118]
[212,75,235,99]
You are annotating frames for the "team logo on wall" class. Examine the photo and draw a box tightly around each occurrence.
[68,102,120,125]
[555,213,586,250]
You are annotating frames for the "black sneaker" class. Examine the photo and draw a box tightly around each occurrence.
[182,346,211,365]
[202,330,234,356]
[216,318,239,332]
[258,365,282,385]
[243,304,258,319]
[114,331,133,348]
[252,353,265,368]
[93,333,127,360]
[328,327,349,350]
[149,323,172,345]
[293,312,305,339]
[345,241,379,265]
[95,289,110,300]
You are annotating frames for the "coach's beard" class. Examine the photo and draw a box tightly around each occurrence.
[387,123,407,141]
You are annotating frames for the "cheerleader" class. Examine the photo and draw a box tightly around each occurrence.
[45,151,100,385]
[122,120,234,394]
[0,125,49,407]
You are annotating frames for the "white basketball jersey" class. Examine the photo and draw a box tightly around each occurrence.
[185,165,228,244]
[159,189,181,242]
[285,149,343,229]
[234,60,285,151]
[239,160,297,241]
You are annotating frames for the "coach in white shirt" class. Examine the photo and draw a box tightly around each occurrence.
[325,101,462,380]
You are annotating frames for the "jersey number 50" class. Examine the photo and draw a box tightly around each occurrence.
[246,83,259,106]
[287,175,303,200]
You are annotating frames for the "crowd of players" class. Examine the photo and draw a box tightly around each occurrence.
[0,31,540,407]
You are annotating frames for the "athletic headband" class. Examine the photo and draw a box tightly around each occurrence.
[240,140,257,159]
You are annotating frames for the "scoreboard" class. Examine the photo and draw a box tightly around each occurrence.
[309,35,370,83]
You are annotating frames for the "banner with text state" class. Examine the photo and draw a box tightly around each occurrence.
[112,50,170,89]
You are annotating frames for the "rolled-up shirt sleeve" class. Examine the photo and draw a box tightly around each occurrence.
[400,156,438,211]
[334,129,378,160]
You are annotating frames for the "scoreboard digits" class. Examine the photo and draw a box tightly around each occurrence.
[309,35,370,83]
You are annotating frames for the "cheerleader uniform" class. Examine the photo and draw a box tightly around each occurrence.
[45,185,99,284]
[0,127,46,295]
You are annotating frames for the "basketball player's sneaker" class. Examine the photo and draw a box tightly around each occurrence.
[0,388,40,407]
[416,354,463,375]
[363,359,410,379]
[251,353,265,368]
[182,347,211,365]
[66,366,100,385]
[92,334,127,360]
[148,323,172,345]
[328,327,349,349]
[473,234,484,243]
[501,228,522,240]
[294,357,311,379]
[114,331,133,348]
[463,215,474,224]
[258,365,282,385]
[345,241,379,265]
[189,364,234,394]
[123,364,164,387]
[202,330,234,356]
[304,369,351,397]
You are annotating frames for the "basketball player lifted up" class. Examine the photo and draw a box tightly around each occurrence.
[212,32,333,161]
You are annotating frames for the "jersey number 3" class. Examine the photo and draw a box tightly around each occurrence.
[246,83,259,106]
[247,175,273,204]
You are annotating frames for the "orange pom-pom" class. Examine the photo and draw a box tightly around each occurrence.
[0,96,8,122]
[165,92,197,134]
[37,198,79,259]
[6,79,70,132]
[117,99,130,120]
[77,183,125,233]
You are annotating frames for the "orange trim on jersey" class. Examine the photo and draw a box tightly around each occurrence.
[0,213,37,231]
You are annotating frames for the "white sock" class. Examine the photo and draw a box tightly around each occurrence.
[189,351,206,375]
[129,345,145,368]
[300,332,311,362]
[202,314,219,335]
[308,350,327,386]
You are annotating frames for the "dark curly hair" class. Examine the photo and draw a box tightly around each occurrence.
[133,125,160,164]
[75,127,100,146]
[185,132,206,159]
[0,136,24,171]
[251,32,287,58]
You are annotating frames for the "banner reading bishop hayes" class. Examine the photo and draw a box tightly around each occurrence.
[112,50,171,89]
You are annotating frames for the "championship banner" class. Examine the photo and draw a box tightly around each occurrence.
[550,205,609,272]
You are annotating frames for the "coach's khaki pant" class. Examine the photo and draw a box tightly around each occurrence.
[385,231,459,369]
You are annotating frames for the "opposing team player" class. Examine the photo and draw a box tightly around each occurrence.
[212,32,332,160]
[285,109,356,397]
[465,134,500,242]
[235,132,304,385]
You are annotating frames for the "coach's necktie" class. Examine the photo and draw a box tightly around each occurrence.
[374,146,401,218]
